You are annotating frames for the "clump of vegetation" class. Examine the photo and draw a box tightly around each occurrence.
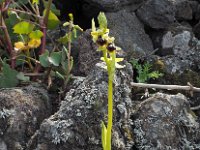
[131,59,163,83]
[91,12,124,150]
[0,0,82,90]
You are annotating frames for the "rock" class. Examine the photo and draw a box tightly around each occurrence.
[193,21,200,39]
[74,29,101,76]
[0,84,51,150]
[136,0,175,29]
[175,1,193,21]
[195,4,200,20]
[83,0,135,11]
[154,29,200,74]
[106,10,154,57]
[29,62,135,150]
[133,93,200,149]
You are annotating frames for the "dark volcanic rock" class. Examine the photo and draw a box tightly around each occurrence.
[106,10,154,57]
[75,29,101,76]
[136,0,175,29]
[133,93,200,149]
[30,63,134,150]
[0,84,51,150]
[175,1,193,21]
[83,0,135,11]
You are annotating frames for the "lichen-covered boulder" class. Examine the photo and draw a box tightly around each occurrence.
[30,62,134,150]
[0,84,51,150]
[133,93,200,149]
[136,0,175,29]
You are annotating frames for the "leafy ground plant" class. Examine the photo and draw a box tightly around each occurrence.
[0,0,81,90]
[131,59,163,83]
[91,12,124,150]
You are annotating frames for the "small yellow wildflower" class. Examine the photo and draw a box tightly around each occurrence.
[14,41,27,51]
[28,39,41,48]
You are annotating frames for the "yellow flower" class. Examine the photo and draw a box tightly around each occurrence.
[14,41,27,51]
[91,28,109,43]
[28,39,41,48]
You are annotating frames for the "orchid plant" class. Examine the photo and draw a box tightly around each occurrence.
[91,12,124,150]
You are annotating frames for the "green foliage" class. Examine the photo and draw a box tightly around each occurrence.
[0,0,62,88]
[13,21,35,34]
[131,59,163,83]
[39,50,62,67]
[0,61,19,88]
[29,30,43,39]
[43,9,60,30]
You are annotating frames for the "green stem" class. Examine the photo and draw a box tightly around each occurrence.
[106,75,113,150]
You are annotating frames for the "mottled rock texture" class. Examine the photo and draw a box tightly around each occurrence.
[136,0,175,29]
[133,93,200,149]
[106,10,154,56]
[0,84,51,150]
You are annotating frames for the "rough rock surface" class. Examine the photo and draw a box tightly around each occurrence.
[160,30,200,74]
[0,84,51,150]
[106,10,154,56]
[74,29,101,76]
[133,93,200,149]
[29,63,134,150]
[136,0,175,29]
[175,0,193,21]
[83,0,135,11]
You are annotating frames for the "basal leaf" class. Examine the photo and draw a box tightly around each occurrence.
[0,62,19,88]
[39,51,49,67]
[48,51,62,66]
[13,21,34,34]
[101,121,107,150]
[16,72,30,82]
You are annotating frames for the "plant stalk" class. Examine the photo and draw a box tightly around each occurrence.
[1,14,15,68]
[34,0,52,75]
[106,77,113,150]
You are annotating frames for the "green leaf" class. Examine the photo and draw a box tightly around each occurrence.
[101,121,107,150]
[32,0,39,4]
[29,30,43,39]
[16,72,30,82]
[0,62,19,88]
[58,34,68,44]
[13,21,34,34]
[98,12,107,29]
[43,1,60,16]
[55,71,64,80]
[43,9,60,30]
[48,51,62,66]
[39,51,49,67]
[148,71,163,79]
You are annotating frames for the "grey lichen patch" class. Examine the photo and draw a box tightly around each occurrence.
[51,119,74,144]
[133,93,200,149]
